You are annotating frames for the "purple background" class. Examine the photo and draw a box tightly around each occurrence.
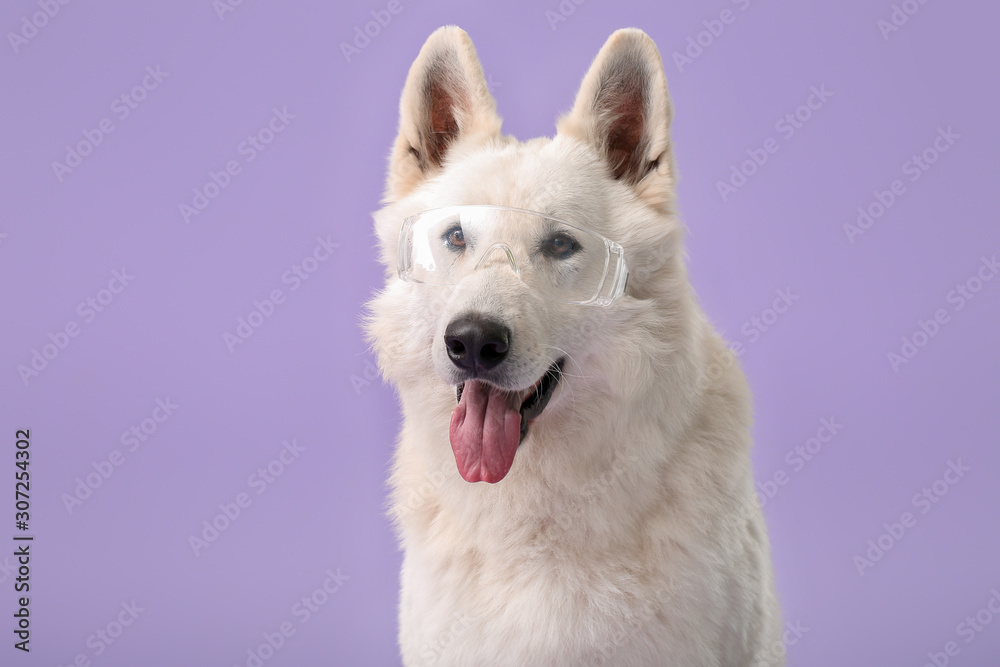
[1,0,998,665]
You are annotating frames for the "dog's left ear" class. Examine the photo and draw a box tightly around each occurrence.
[557,29,674,210]
[384,26,503,203]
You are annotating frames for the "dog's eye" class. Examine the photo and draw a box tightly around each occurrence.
[540,233,579,259]
[443,225,466,250]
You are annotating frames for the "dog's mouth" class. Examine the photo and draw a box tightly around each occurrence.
[449,359,564,484]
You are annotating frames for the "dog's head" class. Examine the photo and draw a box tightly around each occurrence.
[367,27,689,484]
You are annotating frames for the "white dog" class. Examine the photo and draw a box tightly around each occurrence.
[366,26,783,666]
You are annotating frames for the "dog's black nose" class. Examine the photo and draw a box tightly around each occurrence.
[444,316,510,372]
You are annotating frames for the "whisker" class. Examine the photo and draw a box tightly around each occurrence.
[543,345,594,381]
[541,345,595,407]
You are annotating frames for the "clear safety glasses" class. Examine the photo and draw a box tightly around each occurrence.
[397,205,628,306]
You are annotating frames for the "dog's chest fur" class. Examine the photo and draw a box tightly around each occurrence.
[391,360,781,666]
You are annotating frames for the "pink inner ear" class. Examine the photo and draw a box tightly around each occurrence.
[421,63,465,170]
[605,93,646,181]
[594,54,651,184]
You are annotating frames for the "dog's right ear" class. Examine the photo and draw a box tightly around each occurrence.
[384,26,502,203]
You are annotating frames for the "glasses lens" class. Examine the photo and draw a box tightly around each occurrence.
[401,207,621,304]
[402,208,466,283]
[526,217,609,304]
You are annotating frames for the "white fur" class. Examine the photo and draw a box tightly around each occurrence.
[365,26,783,666]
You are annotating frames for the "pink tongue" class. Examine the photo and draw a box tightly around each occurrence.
[449,380,522,483]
